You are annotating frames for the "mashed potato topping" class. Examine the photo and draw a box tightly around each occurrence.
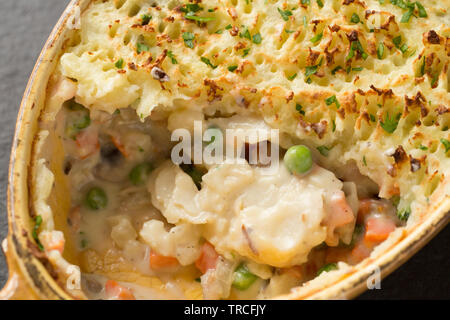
[30,0,449,300]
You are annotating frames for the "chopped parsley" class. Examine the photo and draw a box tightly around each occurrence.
[400,5,415,23]
[141,14,152,26]
[167,51,178,64]
[393,35,408,53]
[350,13,360,24]
[240,26,251,40]
[32,215,44,251]
[215,29,223,34]
[287,73,297,81]
[332,120,336,132]
[182,32,195,48]
[416,2,427,17]
[296,103,306,115]
[115,58,124,69]
[363,156,367,166]
[310,32,323,44]
[418,144,428,151]
[185,14,215,22]
[331,66,342,75]
[352,67,363,72]
[325,95,340,108]
[225,24,232,30]
[440,138,450,153]
[369,114,376,122]
[228,65,238,72]
[136,42,149,54]
[317,145,331,157]
[305,65,318,77]
[252,33,262,44]
[419,56,426,76]
[377,42,384,59]
[380,112,401,133]
[301,0,311,4]
[201,57,217,69]
[180,3,202,14]
[317,263,338,276]
[317,0,324,8]
[277,8,292,21]
[243,48,251,57]
[285,29,295,33]
[397,205,411,221]
[346,40,368,61]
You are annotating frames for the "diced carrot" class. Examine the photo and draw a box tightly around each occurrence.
[110,135,129,158]
[364,216,396,243]
[149,251,179,270]
[76,128,99,159]
[105,280,135,300]
[195,242,219,274]
[47,239,65,254]
[324,191,355,245]
[350,241,372,264]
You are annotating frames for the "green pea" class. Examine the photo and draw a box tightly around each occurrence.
[284,145,313,174]
[129,163,154,185]
[85,187,108,210]
[232,264,258,291]
[317,262,338,276]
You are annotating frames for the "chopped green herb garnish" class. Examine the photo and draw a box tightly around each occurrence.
[418,144,428,150]
[180,3,202,13]
[136,42,149,54]
[305,65,319,77]
[317,263,338,276]
[215,29,223,34]
[332,120,336,132]
[400,44,408,53]
[393,35,402,47]
[201,57,217,69]
[225,24,232,30]
[317,0,324,8]
[240,26,251,40]
[363,155,367,166]
[301,0,311,4]
[303,16,308,27]
[287,73,297,81]
[228,65,238,72]
[243,48,250,57]
[440,138,450,153]
[317,145,331,157]
[141,14,152,25]
[350,13,360,24]
[377,42,384,59]
[369,114,376,122]
[185,14,215,22]
[167,51,178,64]
[285,29,295,33]
[416,2,427,17]
[32,215,44,251]
[310,32,323,44]
[380,112,401,133]
[296,103,306,115]
[252,33,262,44]
[277,8,292,21]
[331,66,342,75]
[115,58,124,69]
[397,205,411,221]
[182,32,195,48]
[352,67,363,72]
[400,6,414,23]
[325,95,340,108]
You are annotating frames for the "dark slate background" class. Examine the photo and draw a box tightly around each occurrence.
[0,0,448,299]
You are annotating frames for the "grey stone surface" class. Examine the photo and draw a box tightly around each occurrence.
[0,0,447,299]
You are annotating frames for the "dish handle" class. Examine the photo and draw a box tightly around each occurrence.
[0,237,38,300]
